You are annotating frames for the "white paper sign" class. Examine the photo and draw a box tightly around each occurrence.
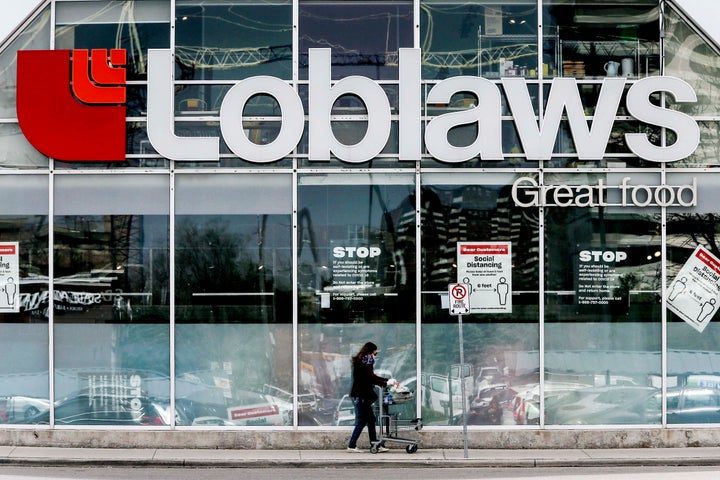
[0,242,19,313]
[667,245,720,332]
[457,242,512,313]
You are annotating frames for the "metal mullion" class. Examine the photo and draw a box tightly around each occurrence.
[47,0,57,430]
[292,0,300,430]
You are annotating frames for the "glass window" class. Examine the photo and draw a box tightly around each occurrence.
[544,173,661,425]
[299,1,413,80]
[665,4,720,117]
[544,0,659,80]
[55,0,170,81]
[422,1,537,80]
[665,172,720,424]
[297,174,417,426]
[665,5,720,168]
[0,7,50,119]
[53,174,170,426]
[420,173,540,426]
[175,0,292,80]
[175,174,294,426]
[0,175,49,425]
[0,124,49,170]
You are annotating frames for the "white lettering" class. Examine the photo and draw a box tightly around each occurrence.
[511,175,697,208]
[425,76,503,161]
[332,246,382,258]
[145,48,700,166]
[220,76,303,162]
[309,49,390,163]
[625,76,700,162]
[579,251,627,262]
[503,77,625,160]
[147,49,219,160]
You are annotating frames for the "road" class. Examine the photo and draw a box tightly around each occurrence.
[1,466,720,480]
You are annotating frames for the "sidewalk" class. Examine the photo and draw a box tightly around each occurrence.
[2,446,720,468]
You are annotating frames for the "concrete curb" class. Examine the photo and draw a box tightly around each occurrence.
[2,447,720,468]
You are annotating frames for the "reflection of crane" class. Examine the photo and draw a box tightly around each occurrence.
[175,45,292,70]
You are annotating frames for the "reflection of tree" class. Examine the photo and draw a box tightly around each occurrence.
[175,218,264,322]
[667,213,720,259]
[612,272,641,316]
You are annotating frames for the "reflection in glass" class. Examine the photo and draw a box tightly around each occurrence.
[0,124,49,169]
[297,175,416,426]
[52,173,170,425]
[665,5,720,118]
[422,1,538,80]
[174,174,293,426]
[0,7,50,119]
[544,193,661,425]
[544,1,659,80]
[53,214,170,425]
[55,0,170,81]
[0,214,49,425]
[175,0,292,80]
[665,173,720,424]
[297,177,416,325]
[421,175,540,426]
[0,176,48,425]
[299,1,413,80]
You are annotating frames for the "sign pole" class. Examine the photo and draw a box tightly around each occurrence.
[458,313,468,459]
[448,282,470,459]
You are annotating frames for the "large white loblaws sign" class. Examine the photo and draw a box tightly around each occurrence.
[146,48,700,164]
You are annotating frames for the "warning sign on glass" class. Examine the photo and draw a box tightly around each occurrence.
[667,245,720,333]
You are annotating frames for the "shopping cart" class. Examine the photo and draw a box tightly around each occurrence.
[371,385,423,454]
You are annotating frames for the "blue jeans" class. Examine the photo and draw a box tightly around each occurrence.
[347,397,377,448]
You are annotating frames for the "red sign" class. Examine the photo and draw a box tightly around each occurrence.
[16,49,127,161]
[696,248,720,275]
[0,245,16,255]
[229,404,279,420]
[459,244,509,255]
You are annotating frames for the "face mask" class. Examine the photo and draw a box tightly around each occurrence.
[362,354,375,366]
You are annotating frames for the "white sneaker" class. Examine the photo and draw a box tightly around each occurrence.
[347,447,363,453]
[376,446,390,453]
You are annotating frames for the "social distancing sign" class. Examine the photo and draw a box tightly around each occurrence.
[457,242,512,314]
[667,245,720,333]
[0,242,19,313]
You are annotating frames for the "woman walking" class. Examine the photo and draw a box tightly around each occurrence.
[346,341,393,453]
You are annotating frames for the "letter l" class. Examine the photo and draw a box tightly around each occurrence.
[147,49,219,161]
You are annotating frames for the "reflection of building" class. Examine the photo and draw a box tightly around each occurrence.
[3,0,720,449]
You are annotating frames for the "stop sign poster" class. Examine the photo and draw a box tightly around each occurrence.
[667,245,720,333]
[457,242,512,313]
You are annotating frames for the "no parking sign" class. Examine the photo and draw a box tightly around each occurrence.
[449,283,470,315]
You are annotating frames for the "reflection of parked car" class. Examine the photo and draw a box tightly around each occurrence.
[0,396,50,422]
[545,386,658,425]
[470,385,516,425]
[661,387,720,424]
[423,373,451,416]
[334,394,355,426]
[512,382,587,425]
[18,391,167,426]
[450,384,516,425]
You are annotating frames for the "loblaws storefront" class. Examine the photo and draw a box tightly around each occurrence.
[1,0,720,449]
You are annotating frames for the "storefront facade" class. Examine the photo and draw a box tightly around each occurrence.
[2,0,720,448]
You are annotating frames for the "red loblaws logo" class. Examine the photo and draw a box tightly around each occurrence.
[17,49,127,161]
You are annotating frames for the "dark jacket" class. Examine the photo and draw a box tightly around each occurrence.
[350,354,388,402]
